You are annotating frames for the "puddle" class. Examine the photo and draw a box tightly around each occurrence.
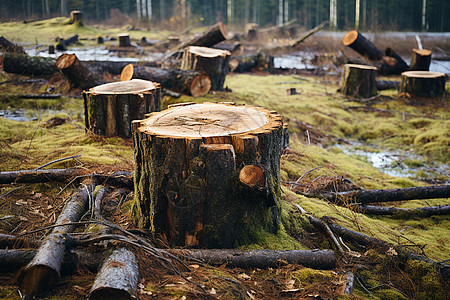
[334,143,449,181]
[0,109,67,122]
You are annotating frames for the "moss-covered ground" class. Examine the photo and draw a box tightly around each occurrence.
[0,17,449,299]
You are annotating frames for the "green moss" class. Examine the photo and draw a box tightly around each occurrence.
[292,268,334,286]
[405,260,446,300]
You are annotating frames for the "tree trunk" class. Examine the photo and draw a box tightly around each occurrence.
[164,22,228,58]
[0,168,82,184]
[230,52,274,73]
[83,79,161,138]
[356,204,450,218]
[121,64,211,97]
[70,10,82,23]
[132,102,285,248]
[343,30,383,61]
[178,249,336,270]
[18,186,93,296]
[89,248,139,300]
[3,53,58,76]
[118,33,131,47]
[340,64,378,98]
[410,49,432,71]
[0,36,25,53]
[383,47,409,74]
[376,80,399,90]
[56,54,101,90]
[180,46,230,91]
[399,71,446,98]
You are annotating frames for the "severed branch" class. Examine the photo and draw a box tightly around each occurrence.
[290,21,329,48]
[356,204,450,218]
[0,168,82,184]
[34,155,81,171]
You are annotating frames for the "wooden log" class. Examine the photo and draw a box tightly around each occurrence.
[245,23,259,41]
[63,34,79,46]
[356,204,450,218]
[89,248,139,300]
[3,53,58,76]
[48,45,55,54]
[0,234,41,249]
[70,10,82,24]
[376,80,399,90]
[18,186,92,296]
[343,30,383,61]
[340,64,378,98]
[213,41,242,54]
[382,47,409,74]
[180,46,230,91]
[0,168,82,184]
[0,36,25,53]
[178,249,336,270]
[132,102,285,248]
[399,71,446,98]
[165,22,228,58]
[56,54,101,90]
[85,60,138,75]
[409,49,432,71]
[92,172,134,189]
[118,33,131,47]
[120,64,211,97]
[230,52,274,73]
[82,79,161,138]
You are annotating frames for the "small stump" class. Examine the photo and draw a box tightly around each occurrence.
[118,33,131,47]
[399,71,446,98]
[83,79,161,138]
[56,53,98,90]
[180,46,231,91]
[410,49,432,71]
[132,102,286,248]
[340,64,378,98]
[70,10,82,24]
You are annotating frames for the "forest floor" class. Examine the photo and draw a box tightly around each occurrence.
[0,17,449,299]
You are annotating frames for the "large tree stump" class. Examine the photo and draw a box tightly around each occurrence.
[399,71,446,98]
[410,49,432,71]
[83,79,161,138]
[340,64,378,98]
[132,102,285,248]
[180,46,230,91]
[70,10,82,24]
[56,53,100,89]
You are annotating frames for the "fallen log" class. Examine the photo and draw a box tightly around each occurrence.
[230,52,274,73]
[92,172,134,189]
[376,80,400,90]
[356,204,450,217]
[18,185,93,296]
[2,53,58,76]
[410,49,432,71]
[56,53,101,90]
[309,185,450,204]
[121,64,211,97]
[0,168,82,185]
[165,22,228,58]
[290,21,328,48]
[0,36,25,53]
[0,233,40,249]
[84,60,137,75]
[89,248,139,300]
[177,249,336,270]
[19,94,61,99]
[383,47,409,74]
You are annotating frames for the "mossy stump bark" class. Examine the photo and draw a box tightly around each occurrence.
[132,102,286,248]
[180,46,231,91]
[340,64,378,98]
[399,71,446,98]
[410,49,432,71]
[83,79,161,138]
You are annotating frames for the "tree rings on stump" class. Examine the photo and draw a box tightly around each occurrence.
[132,102,286,248]
[399,71,446,98]
[83,79,161,138]
[340,64,378,98]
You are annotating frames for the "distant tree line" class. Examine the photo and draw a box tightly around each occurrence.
[0,0,448,32]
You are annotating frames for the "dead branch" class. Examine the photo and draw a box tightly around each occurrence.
[356,204,450,217]
[34,155,81,171]
[290,21,329,48]
[0,168,82,184]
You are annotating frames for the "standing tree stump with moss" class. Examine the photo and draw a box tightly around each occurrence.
[409,49,432,71]
[70,10,82,24]
[132,102,286,248]
[180,46,231,91]
[340,64,378,98]
[83,79,161,138]
[399,71,446,98]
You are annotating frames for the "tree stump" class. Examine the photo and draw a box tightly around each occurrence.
[83,79,161,138]
[399,71,446,98]
[180,46,231,91]
[340,64,378,98]
[132,102,285,248]
[118,33,131,47]
[245,23,259,41]
[70,10,82,24]
[56,53,100,90]
[410,49,432,71]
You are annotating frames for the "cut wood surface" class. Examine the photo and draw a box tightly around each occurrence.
[178,249,336,270]
[356,204,450,217]
[410,49,432,71]
[0,168,82,184]
[3,53,58,76]
[83,79,161,137]
[399,71,446,98]
[343,30,383,61]
[340,64,378,98]
[180,46,230,91]
[18,186,92,296]
[239,165,266,190]
[89,248,139,300]
[70,10,82,23]
[121,64,211,97]
[132,102,285,248]
[56,53,100,90]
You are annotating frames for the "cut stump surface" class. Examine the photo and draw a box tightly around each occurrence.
[399,71,446,98]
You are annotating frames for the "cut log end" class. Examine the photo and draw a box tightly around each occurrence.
[413,48,432,56]
[190,73,212,97]
[90,79,156,94]
[55,53,77,69]
[120,64,134,81]
[18,265,60,295]
[186,46,231,58]
[342,30,358,46]
[218,21,229,40]
[239,165,265,189]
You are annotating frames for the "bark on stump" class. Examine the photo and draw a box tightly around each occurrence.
[340,64,378,98]
[56,53,100,89]
[399,71,446,98]
[132,102,285,248]
[180,46,230,91]
[118,33,131,47]
[120,64,211,97]
[83,79,161,138]
[70,10,82,24]
[410,49,432,71]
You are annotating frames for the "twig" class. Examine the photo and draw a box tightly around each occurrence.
[34,155,81,171]
[0,185,25,198]
[290,166,322,190]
